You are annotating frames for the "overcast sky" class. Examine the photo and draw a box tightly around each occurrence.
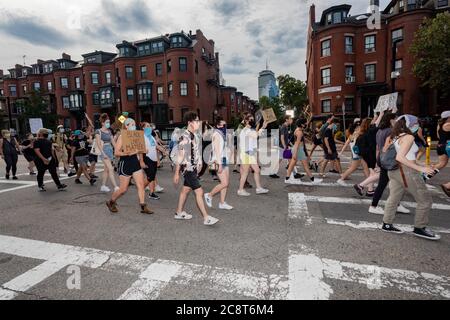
[0,0,390,100]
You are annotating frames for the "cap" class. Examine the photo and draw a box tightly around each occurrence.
[73,130,82,136]
[354,118,361,124]
[441,111,450,119]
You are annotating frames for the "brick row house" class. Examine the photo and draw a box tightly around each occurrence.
[0,30,256,136]
[306,0,450,120]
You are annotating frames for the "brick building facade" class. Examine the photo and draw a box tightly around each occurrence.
[0,30,255,135]
[306,0,450,120]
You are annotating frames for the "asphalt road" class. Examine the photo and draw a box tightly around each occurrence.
[0,152,449,300]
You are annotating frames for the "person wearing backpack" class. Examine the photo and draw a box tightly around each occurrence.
[435,111,450,197]
[381,115,440,241]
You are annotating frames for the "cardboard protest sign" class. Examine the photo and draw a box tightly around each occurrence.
[121,130,146,154]
[375,93,398,113]
[29,118,43,134]
[262,108,277,124]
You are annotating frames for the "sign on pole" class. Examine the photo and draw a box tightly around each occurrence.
[262,108,277,124]
[375,93,398,113]
[29,118,43,134]
[121,130,146,154]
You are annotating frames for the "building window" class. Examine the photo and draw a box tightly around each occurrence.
[125,67,133,79]
[344,98,354,112]
[321,68,331,86]
[157,85,164,102]
[22,85,27,94]
[231,93,235,103]
[69,94,82,109]
[171,36,183,47]
[437,0,448,8]
[105,72,112,84]
[407,0,417,10]
[91,72,99,85]
[399,0,405,11]
[365,35,376,53]
[195,83,200,97]
[60,77,69,89]
[140,66,147,79]
[167,60,172,73]
[345,36,353,54]
[180,82,188,96]
[169,109,174,122]
[33,82,41,91]
[75,77,81,89]
[326,13,332,25]
[168,83,173,97]
[333,11,342,24]
[321,40,331,57]
[392,28,403,43]
[62,96,70,109]
[152,42,164,53]
[345,66,355,83]
[127,88,134,101]
[321,100,331,113]
[138,44,151,55]
[92,92,100,105]
[156,63,163,76]
[365,64,376,82]
[395,59,403,72]
[138,85,152,102]
[100,88,112,105]
[47,81,53,92]
[195,60,199,73]
[179,58,187,72]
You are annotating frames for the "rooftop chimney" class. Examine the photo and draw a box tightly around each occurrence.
[310,4,316,25]
[62,53,71,60]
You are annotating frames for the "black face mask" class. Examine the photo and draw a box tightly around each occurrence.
[43,134,49,139]
[249,120,256,128]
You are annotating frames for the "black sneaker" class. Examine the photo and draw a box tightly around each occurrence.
[244,181,253,189]
[75,179,82,185]
[38,186,46,192]
[382,223,404,234]
[270,174,280,179]
[329,169,339,174]
[68,172,76,177]
[413,228,441,241]
[5,174,10,180]
[30,172,36,176]
[91,175,99,179]
[294,173,305,179]
[149,193,160,200]
[12,176,18,180]
[353,184,364,196]
[58,184,68,191]
[90,179,97,186]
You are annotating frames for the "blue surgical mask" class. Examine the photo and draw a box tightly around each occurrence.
[105,121,111,129]
[332,124,337,132]
[144,127,153,137]
[128,126,137,131]
[411,125,419,134]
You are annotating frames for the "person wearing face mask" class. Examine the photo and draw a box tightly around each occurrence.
[70,130,96,186]
[106,118,153,215]
[141,122,168,200]
[20,133,37,175]
[33,128,67,192]
[381,115,440,241]
[435,111,450,196]
[0,129,20,180]
[96,114,118,193]
[173,112,219,226]
[319,118,342,178]
[53,125,69,175]
[204,116,234,211]
[286,118,323,184]
[237,114,269,196]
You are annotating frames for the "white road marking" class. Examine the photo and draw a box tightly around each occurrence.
[302,195,450,211]
[288,193,312,225]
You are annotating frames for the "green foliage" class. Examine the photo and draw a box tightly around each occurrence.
[277,74,308,117]
[17,90,58,130]
[409,12,450,97]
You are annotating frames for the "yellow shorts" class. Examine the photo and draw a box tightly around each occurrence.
[240,152,257,165]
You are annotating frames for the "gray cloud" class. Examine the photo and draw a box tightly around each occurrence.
[0,12,70,49]
[245,20,263,38]
[222,54,251,75]
[211,0,249,22]
[101,0,156,31]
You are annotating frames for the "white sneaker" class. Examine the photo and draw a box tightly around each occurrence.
[238,190,251,197]
[256,188,269,195]
[100,185,111,193]
[312,178,323,184]
[204,193,213,208]
[397,204,411,214]
[155,185,164,193]
[219,202,234,210]
[204,216,219,226]
[174,212,193,220]
[337,179,346,186]
[369,206,384,215]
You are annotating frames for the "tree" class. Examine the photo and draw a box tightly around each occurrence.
[18,90,58,131]
[409,12,450,97]
[277,74,308,117]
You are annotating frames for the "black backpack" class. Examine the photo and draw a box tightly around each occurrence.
[380,142,398,171]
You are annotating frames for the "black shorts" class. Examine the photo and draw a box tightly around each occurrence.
[183,170,201,191]
[437,144,447,156]
[24,153,35,162]
[89,154,98,163]
[313,137,322,146]
[325,152,338,161]
[143,157,158,182]
[118,156,141,177]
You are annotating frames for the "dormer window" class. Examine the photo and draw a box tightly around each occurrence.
[138,44,151,55]
[327,13,332,24]
[333,12,342,23]
[171,36,183,48]
[152,42,164,53]
[407,0,417,10]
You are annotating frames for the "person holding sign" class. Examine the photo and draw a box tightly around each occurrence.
[0,129,20,180]
[106,118,153,215]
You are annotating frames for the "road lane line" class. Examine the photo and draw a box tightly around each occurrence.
[288,193,312,225]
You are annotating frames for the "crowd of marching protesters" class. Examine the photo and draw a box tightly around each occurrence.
[0,109,449,238]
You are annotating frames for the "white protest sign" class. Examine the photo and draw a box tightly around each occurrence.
[29,118,43,134]
[375,93,398,113]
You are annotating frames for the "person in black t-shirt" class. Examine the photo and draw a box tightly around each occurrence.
[319,119,342,177]
[20,133,37,175]
[70,130,96,186]
[33,129,67,192]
